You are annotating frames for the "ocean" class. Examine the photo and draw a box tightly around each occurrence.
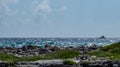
[0,38,120,48]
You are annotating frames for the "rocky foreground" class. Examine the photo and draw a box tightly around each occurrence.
[0,44,100,57]
[0,44,119,67]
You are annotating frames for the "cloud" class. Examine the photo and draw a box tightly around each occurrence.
[0,0,20,25]
[0,0,19,16]
[34,0,68,15]
[32,0,68,23]
[35,0,52,15]
[0,0,68,25]
[32,0,53,23]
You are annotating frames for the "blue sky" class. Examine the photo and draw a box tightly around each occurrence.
[0,0,120,37]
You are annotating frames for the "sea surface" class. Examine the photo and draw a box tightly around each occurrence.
[0,38,120,48]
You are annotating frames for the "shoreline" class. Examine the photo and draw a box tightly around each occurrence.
[0,42,120,67]
[0,44,104,67]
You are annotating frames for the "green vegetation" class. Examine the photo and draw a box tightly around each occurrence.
[88,42,120,60]
[63,59,76,65]
[110,48,120,54]
[0,52,41,62]
[46,50,80,59]
[88,51,110,57]
[0,52,17,62]
[100,42,120,52]
[0,50,80,62]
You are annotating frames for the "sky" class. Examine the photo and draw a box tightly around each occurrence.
[0,0,120,38]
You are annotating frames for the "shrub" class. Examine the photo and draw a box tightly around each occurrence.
[100,42,120,51]
[46,50,80,59]
[88,51,109,57]
[110,48,120,54]
[0,50,80,62]
[0,52,17,62]
[88,42,120,60]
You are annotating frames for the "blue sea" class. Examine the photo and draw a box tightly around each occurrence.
[0,38,120,48]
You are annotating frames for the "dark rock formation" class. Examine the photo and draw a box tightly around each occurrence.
[99,35,106,39]
[45,44,52,49]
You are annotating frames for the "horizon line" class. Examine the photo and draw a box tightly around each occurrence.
[0,36,119,38]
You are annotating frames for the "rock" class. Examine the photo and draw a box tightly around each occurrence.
[50,46,60,51]
[22,45,40,50]
[89,45,98,50]
[45,44,52,49]
[0,62,9,67]
[113,64,119,67]
[76,45,86,51]
[99,35,106,39]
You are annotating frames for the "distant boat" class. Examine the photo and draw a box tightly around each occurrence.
[99,35,106,39]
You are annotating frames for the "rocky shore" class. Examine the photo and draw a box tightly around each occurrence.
[0,44,118,67]
[0,44,101,57]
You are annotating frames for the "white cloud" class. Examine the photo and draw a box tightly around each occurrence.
[0,0,20,25]
[34,0,68,15]
[0,0,19,16]
[35,0,52,15]
[32,0,53,23]
[0,0,68,24]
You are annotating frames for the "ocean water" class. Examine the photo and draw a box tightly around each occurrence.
[0,38,120,48]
